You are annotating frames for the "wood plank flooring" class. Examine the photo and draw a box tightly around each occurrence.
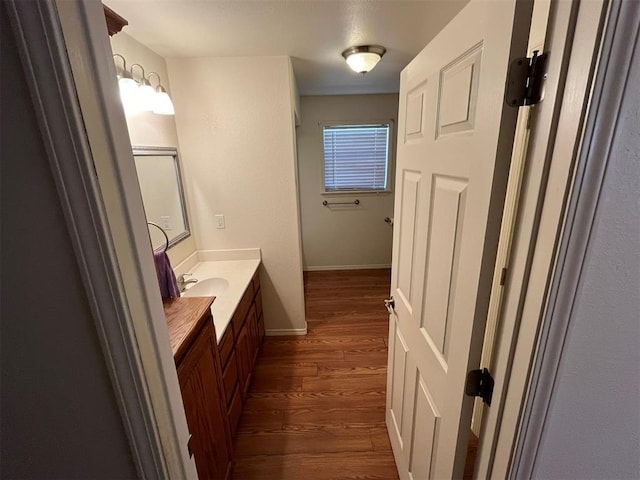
[232,269,398,480]
[232,268,479,479]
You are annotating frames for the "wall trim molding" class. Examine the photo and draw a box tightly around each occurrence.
[304,264,392,271]
[265,327,308,336]
[5,1,166,477]
[511,0,639,476]
[198,248,262,262]
[173,251,200,278]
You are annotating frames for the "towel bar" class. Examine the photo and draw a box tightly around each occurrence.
[148,221,169,253]
[322,199,360,207]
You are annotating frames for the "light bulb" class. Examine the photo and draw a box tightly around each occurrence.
[118,77,141,115]
[153,91,175,115]
[346,52,382,74]
[137,83,156,112]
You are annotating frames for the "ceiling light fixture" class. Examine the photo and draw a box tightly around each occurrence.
[342,45,387,74]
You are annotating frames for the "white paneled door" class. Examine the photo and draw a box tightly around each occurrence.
[386,0,532,478]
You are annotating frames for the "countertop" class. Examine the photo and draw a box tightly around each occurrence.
[163,296,215,363]
[182,259,261,342]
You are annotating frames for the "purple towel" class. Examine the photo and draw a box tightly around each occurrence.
[153,251,180,299]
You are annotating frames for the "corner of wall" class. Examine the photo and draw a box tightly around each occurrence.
[287,57,302,126]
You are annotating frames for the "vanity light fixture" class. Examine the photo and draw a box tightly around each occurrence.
[113,54,139,113]
[112,54,176,116]
[148,72,175,115]
[130,64,156,112]
[342,45,386,74]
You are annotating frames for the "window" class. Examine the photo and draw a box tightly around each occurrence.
[322,123,391,193]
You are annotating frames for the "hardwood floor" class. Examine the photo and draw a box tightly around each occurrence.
[232,268,479,479]
[232,269,398,480]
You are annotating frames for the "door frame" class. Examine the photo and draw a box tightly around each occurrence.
[510,0,638,476]
[5,1,197,478]
[475,0,611,477]
[9,0,616,477]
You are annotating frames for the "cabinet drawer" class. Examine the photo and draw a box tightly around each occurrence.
[222,351,238,407]
[219,326,234,369]
[235,320,253,398]
[228,386,242,437]
[258,314,265,343]
[255,291,263,319]
[231,287,253,336]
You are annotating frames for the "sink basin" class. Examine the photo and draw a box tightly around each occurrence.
[182,277,229,298]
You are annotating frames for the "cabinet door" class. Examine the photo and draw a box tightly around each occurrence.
[245,305,258,365]
[235,320,253,398]
[178,320,232,480]
[254,287,265,346]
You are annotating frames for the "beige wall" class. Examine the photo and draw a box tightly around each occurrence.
[297,94,398,270]
[167,55,306,334]
[2,14,138,476]
[110,32,196,266]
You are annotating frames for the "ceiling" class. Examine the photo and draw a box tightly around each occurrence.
[106,0,468,96]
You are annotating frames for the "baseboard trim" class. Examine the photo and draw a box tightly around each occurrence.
[172,251,199,278]
[304,264,391,272]
[265,326,308,336]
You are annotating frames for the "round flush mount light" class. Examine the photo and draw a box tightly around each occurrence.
[342,45,387,74]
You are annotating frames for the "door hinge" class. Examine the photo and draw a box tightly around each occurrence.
[505,50,549,107]
[465,368,495,406]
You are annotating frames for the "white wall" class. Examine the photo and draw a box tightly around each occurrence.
[296,94,398,270]
[110,32,196,266]
[531,31,640,478]
[167,55,306,334]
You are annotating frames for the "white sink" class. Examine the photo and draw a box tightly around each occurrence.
[182,277,229,298]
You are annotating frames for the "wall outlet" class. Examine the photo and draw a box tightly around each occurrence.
[214,214,225,229]
[160,216,172,230]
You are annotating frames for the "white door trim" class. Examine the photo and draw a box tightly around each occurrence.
[511,0,639,476]
[475,0,610,477]
[4,1,166,477]
[6,1,195,478]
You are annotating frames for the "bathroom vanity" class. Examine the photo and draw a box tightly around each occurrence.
[164,260,264,479]
[218,269,264,435]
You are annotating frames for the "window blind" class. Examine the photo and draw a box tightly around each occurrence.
[323,124,390,192]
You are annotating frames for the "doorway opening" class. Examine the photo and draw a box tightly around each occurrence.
[232,269,397,478]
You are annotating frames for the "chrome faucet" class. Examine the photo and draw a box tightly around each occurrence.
[177,273,198,292]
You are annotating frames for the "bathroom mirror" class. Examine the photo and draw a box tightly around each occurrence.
[133,146,190,251]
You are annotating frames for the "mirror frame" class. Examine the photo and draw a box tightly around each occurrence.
[132,145,191,251]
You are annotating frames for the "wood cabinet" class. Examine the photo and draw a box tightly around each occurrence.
[103,5,128,36]
[163,269,264,478]
[165,297,233,480]
[219,270,264,435]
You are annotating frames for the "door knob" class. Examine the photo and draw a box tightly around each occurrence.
[384,297,395,314]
